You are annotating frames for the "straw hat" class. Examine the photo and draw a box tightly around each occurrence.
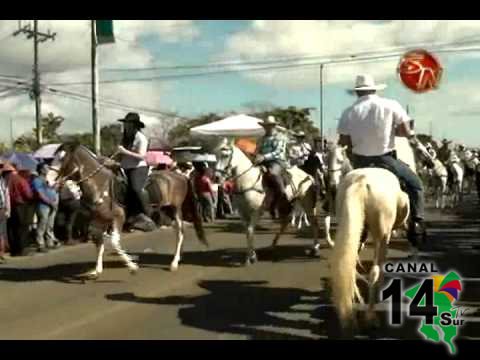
[259,115,278,127]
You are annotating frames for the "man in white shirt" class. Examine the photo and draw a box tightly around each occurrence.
[337,74,426,248]
[117,113,153,224]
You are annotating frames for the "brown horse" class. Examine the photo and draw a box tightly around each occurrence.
[51,143,207,278]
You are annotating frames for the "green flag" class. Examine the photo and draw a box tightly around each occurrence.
[96,20,115,44]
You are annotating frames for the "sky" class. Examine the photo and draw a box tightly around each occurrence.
[1,20,480,146]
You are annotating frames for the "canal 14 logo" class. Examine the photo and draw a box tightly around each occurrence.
[381,262,467,355]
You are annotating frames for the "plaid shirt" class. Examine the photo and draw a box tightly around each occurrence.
[257,131,287,163]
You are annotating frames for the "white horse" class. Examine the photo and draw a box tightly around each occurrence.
[214,139,320,264]
[430,159,449,209]
[446,152,464,207]
[330,168,410,330]
[325,137,417,246]
[414,141,448,209]
[324,145,353,247]
[462,150,478,195]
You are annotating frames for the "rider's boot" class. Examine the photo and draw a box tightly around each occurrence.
[407,218,427,252]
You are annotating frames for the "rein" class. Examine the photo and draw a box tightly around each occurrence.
[58,150,119,184]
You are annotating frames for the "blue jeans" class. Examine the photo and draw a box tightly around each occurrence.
[36,204,58,248]
[352,152,425,221]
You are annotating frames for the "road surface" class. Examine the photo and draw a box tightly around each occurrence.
[0,195,479,340]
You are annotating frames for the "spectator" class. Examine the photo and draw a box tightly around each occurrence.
[0,163,11,263]
[4,164,35,257]
[32,163,61,252]
[216,177,233,219]
[194,165,215,222]
[59,179,87,245]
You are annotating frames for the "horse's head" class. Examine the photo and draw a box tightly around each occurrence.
[327,144,349,188]
[213,138,235,179]
[51,142,85,183]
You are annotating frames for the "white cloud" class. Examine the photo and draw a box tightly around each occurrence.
[221,20,480,89]
[0,20,199,142]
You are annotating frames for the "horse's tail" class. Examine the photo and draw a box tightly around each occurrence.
[330,176,367,329]
[184,179,208,247]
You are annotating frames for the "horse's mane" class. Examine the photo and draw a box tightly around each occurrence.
[55,141,81,155]
[55,142,97,160]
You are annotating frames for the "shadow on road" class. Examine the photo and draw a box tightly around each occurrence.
[0,261,128,284]
[106,279,337,340]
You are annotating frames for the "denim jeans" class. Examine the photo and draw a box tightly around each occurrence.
[36,204,58,248]
[352,153,425,221]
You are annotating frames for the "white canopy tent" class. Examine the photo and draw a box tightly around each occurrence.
[190,114,266,138]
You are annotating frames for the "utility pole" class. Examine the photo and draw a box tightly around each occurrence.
[13,20,56,147]
[9,118,13,150]
[91,20,100,155]
[319,63,324,151]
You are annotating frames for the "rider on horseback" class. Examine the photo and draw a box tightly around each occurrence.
[117,112,154,227]
[254,116,289,210]
[337,74,426,249]
[288,131,312,168]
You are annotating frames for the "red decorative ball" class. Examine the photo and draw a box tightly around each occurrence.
[398,49,443,93]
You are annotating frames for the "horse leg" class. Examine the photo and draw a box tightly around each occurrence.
[325,214,334,247]
[271,214,289,249]
[245,214,258,266]
[170,210,184,272]
[87,236,105,280]
[110,227,139,274]
[306,211,320,257]
[366,234,388,325]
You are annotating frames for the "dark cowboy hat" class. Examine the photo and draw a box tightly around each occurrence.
[118,112,145,128]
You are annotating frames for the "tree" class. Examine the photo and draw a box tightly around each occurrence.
[168,113,222,146]
[167,106,320,146]
[13,112,65,152]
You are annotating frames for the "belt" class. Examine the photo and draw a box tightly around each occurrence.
[354,150,395,158]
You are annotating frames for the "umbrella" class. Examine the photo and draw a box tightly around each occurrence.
[2,152,39,172]
[145,151,173,166]
[33,143,62,160]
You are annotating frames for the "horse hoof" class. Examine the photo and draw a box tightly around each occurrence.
[306,245,321,258]
[87,271,100,280]
[170,264,179,272]
[129,264,139,275]
[245,253,258,266]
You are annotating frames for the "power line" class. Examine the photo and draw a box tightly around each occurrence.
[101,36,480,73]
[46,86,190,120]
[46,44,480,87]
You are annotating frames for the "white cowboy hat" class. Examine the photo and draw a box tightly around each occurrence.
[293,130,306,137]
[348,74,387,93]
[259,115,278,127]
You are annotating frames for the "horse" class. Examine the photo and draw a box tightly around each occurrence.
[213,138,319,265]
[461,150,478,195]
[324,145,353,247]
[290,149,327,229]
[51,143,208,277]
[330,168,410,332]
[414,141,448,209]
[325,137,418,246]
[446,151,464,207]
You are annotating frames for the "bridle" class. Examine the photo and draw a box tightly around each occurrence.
[55,147,120,206]
[216,146,263,194]
[56,149,119,184]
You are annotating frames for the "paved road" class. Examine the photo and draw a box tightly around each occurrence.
[0,195,479,340]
